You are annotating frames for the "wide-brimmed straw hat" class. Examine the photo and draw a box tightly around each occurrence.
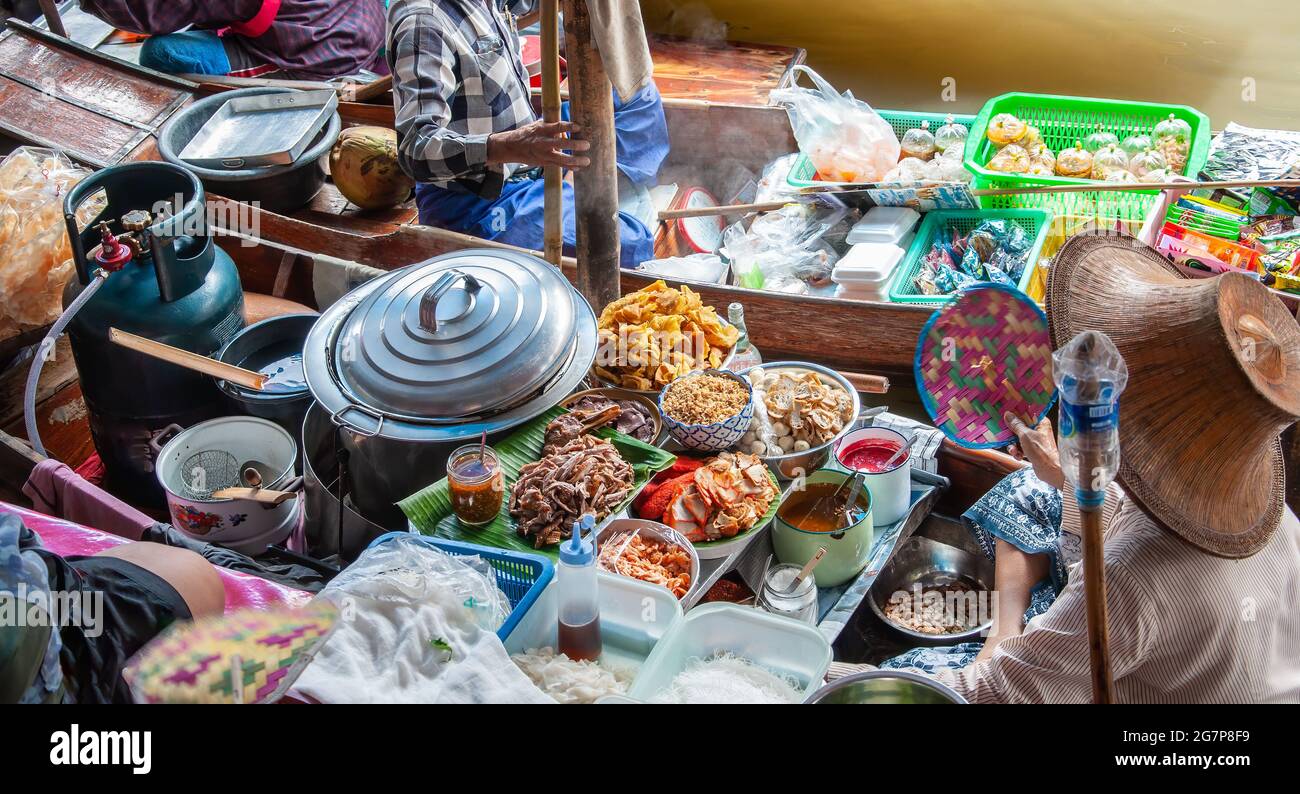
[1047,233,1300,558]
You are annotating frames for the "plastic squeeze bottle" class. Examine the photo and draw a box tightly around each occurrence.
[556,514,602,661]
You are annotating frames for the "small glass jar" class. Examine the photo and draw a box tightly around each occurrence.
[447,445,504,526]
[758,564,818,624]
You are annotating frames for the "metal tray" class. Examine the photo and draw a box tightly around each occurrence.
[179,89,339,169]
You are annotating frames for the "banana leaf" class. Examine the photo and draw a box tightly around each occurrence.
[398,406,677,559]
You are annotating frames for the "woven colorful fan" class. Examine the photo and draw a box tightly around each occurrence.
[123,605,337,704]
[914,284,1056,449]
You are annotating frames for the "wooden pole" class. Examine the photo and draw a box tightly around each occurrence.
[562,0,621,310]
[38,0,68,38]
[541,0,563,266]
[1080,496,1114,703]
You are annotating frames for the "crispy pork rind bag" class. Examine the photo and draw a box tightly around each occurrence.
[770,66,900,185]
[0,147,105,334]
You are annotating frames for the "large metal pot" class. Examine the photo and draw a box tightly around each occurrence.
[303,249,598,527]
[806,670,968,704]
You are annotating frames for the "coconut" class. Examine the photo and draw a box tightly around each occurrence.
[329,126,414,210]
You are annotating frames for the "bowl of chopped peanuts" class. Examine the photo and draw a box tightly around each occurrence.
[658,369,754,452]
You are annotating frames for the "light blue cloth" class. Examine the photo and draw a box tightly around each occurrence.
[416,83,668,267]
[0,513,64,703]
[139,31,233,76]
[881,468,1065,672]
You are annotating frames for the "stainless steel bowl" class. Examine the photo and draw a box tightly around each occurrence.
[868,536,995,645]
[736,361,864,480]
[806,670,968,704]
[596,518,701,602]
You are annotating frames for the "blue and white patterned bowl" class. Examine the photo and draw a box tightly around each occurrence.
[658,369,754,452]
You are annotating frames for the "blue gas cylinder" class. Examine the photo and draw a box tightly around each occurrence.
[62,162,245,505]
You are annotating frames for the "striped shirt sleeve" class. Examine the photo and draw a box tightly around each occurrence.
[391,14,492,183]
[935,505,1161,703]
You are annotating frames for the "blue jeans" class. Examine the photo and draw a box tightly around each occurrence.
[416,83,669,268]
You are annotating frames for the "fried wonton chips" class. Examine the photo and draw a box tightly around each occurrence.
[593,281,740,390]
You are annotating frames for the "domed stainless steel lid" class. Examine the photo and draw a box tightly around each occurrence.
[304,249,597,441]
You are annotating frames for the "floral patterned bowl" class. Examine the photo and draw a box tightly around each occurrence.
[658,369,754,452]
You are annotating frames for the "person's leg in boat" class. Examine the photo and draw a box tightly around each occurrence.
[9,515,224,703]
[139,30,278,78]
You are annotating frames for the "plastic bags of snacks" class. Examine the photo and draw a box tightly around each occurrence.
[0,147,104,337]
[771,66,900,184]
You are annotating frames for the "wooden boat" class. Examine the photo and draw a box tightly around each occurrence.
[0,19,934,379]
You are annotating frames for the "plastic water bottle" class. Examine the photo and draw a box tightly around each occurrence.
[556,514,601,662]
[1053,331,1129,508]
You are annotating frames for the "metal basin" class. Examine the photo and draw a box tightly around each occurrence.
[806,670,968,704]
[868,536,994,645]
[157,87,340,213]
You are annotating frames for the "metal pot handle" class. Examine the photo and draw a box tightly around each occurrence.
[330,404,385,438]
[418,269,481,333]
[148,423,185,457]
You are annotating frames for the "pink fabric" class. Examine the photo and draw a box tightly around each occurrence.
[22,459,152,541]
[2,502,312,612]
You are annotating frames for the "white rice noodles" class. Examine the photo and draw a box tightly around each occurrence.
[650,653,804,704]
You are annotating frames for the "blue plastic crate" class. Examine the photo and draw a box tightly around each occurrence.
[365,532,554,641]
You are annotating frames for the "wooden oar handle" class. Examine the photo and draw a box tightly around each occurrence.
[838,371,890,394]
[109,328,266,391]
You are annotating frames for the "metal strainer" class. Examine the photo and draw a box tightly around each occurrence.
[179,449,242,499]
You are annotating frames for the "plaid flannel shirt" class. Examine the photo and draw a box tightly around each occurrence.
[388,0,539,199]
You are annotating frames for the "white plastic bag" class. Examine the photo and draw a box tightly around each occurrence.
[770,66,900,184]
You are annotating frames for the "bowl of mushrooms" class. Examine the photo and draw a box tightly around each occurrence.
[737,362,862,480]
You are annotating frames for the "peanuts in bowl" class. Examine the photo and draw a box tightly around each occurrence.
[661,372,750,425]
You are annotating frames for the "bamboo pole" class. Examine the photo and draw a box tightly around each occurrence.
[541,0,563,266]
[1080,497,1114,704]
[37,0,67,38]
[562,0,621,310]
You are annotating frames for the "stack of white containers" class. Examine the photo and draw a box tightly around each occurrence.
[833,207,921,302]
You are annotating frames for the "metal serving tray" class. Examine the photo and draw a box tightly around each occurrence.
[179,89,339,169]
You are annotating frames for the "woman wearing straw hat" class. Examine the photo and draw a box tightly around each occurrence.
[897,233,1300,703]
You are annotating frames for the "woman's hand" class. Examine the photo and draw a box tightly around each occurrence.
[1005,412,1065,491]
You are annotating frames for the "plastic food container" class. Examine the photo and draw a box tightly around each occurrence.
[833,242,907,300]
[504,571,682,676]
[627,602,833,702]
[847,207,921,245]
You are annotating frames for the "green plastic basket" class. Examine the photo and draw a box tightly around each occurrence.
[974,175,1159,226]
[888,208,1053,305]
[787,109,976,189]
[963,92,1211,188]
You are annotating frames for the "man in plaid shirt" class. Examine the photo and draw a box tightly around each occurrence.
[388,0,668,266]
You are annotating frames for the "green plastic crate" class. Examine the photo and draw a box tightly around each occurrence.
[787,109,976,189]
[888,209,1053,306]
[974,175,1159,227]
[963,92,1211,189]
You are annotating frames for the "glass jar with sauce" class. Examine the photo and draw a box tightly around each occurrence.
[447,445,504,526]
[758,564,818,624]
